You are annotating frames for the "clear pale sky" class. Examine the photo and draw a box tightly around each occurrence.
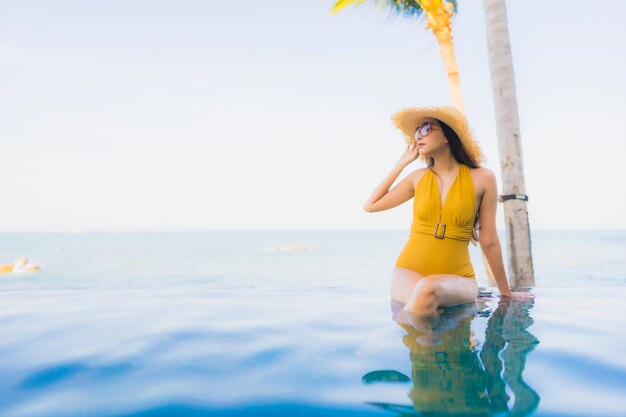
[1,1,624,232]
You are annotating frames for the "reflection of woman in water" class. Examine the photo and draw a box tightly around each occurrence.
[363,107,532,314]
[363,297,540,416]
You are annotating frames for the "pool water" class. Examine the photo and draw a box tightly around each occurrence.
[0,231,625,416]
[1,287,624,416]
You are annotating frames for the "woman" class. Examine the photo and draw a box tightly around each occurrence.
[363,106,532,314]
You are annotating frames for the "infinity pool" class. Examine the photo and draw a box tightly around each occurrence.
[1,287,624,416]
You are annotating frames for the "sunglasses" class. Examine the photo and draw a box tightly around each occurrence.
[414,121,442,140]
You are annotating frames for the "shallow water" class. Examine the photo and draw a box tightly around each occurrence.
[1,288,625,416]
[1,231,625,416]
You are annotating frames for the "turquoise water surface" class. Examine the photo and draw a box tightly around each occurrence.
[1,231,625,416]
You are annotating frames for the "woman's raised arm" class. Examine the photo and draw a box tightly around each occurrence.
[363,141,421,213]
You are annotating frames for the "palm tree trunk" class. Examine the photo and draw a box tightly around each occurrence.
[483,0,535,287]
[432,27,465,113]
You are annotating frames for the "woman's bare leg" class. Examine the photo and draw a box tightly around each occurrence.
[390,267,425,304]
[403,274,478,315]
[391,267,438,331]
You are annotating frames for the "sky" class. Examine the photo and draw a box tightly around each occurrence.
[1,0,624,232]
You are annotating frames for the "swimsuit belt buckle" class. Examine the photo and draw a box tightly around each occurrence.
[434,223,446,239]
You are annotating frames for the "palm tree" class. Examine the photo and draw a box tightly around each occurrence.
[331,0,465,112]
[483,0,534,286]
[333,1,536,288]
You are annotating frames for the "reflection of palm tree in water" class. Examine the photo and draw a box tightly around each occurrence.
[362,297,540,416]
[484,300,541,416]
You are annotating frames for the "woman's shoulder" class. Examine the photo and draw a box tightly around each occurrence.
[468,165,496,179]
[411,166,429,179]
[407,167,429,188]
[467,165,497,192]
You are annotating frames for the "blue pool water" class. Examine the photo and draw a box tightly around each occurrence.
[1,231,625,416]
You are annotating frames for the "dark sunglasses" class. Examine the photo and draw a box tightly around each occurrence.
[414,121,442,140]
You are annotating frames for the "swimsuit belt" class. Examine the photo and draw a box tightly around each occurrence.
[410,221,473,241]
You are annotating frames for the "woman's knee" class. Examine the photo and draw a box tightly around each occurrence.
[429,275,478,306]
[414,278,441,300]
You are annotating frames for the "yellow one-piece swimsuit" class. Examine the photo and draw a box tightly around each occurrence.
[395,163,477,279]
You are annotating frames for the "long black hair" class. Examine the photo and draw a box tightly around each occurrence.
[424,119,480,169]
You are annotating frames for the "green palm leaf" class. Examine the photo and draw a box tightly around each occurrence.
[331,0,458,19]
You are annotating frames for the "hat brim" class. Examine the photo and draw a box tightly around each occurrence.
[391,106,483,164]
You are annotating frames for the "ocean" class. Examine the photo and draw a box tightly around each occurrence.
[0,230,625,416]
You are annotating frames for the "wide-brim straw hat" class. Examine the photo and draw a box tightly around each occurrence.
[391,106,484,165]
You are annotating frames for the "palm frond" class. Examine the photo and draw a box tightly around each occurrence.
[383,0,425,18]
[331,0,459,20]
[330,0,368,15]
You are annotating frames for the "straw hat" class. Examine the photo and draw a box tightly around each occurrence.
[391,106,484,164]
